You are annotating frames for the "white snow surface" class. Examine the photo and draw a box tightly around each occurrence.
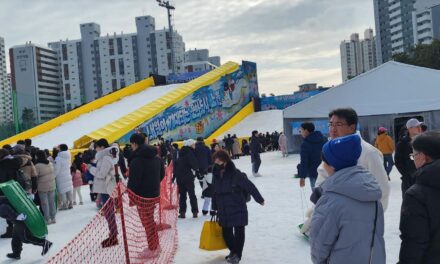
[217,110,283,139]
[31,84,181,149]
[0,152,404,264]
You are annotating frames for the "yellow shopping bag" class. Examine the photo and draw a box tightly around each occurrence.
[199,217,227,251]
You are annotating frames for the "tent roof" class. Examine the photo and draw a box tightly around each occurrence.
[283,61,440,119]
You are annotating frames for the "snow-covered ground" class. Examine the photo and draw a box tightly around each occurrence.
[216,110,283,139]
[0,152,403,263]
[174,152,403,264]
[31,84,180,149]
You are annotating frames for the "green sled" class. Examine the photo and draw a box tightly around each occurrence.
[0,180,48,239]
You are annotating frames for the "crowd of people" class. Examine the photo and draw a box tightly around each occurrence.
[1,106,439,263]
[294,107,439,264]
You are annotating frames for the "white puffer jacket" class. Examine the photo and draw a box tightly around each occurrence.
[90,147,119,195]
[301,132,390,235]
[54,151,73,194]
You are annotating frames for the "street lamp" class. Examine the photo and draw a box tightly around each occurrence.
[156,0,176,75]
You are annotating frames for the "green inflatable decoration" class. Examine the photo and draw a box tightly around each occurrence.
[0,180,48,239]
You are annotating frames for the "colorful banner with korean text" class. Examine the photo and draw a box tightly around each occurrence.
[118,61,258,143]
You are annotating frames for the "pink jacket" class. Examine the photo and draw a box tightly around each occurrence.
[72,170,83,188]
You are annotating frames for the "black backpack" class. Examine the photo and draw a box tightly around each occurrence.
[231,171,251,203]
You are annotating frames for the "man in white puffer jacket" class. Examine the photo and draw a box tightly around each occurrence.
[54,144,73,210]
[301,108,390,235]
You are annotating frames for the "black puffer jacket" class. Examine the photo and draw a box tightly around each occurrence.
[212,162,264,227]
[395,136,417,191]
[0,157,22,195]
[174,146,199,184]
[399,159,440,264]
[250,136,262,163]
[128,145,165,198]
[194,142,212,173]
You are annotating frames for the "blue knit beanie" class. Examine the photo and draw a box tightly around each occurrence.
[322,134,362,171]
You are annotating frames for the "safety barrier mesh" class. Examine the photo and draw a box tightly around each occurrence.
[47,163,178,264]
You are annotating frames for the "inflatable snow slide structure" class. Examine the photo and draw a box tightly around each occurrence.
[0,61,259,150]
[0,61,259,263]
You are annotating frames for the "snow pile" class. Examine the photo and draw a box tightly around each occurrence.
[217,110,283,139]
[0,152,403,263]
[31,84,181,149]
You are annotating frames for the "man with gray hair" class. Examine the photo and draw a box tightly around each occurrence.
[395,118,423,197]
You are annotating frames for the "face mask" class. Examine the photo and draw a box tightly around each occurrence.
[214,163,225,170]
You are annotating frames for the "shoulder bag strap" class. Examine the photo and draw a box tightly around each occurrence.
[369,201,378,264]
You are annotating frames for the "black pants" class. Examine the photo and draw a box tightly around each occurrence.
[178,182,198,214]
[12,221,46,255]
[252,157,261,173]
[223,226,245,259]
[89,184,97,202]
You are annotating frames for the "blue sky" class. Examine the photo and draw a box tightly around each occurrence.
[0,0,375,94]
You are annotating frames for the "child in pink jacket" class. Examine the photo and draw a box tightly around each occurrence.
[71,166,84,205]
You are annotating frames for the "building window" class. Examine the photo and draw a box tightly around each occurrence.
[62,44,68,60]
[109,39,114,56]
[110,59,116,75]
[63,64,69,80]
[65,84,71,100]
[112,79,117,92]
[119,58,124,75]
[117,38,123,55]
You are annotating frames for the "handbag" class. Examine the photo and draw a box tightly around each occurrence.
[199,216,227,251]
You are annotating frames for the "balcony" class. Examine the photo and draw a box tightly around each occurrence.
[388,1,401,11]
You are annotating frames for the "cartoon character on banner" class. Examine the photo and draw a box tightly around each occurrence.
[223,77,235,101]
[196,121,204,134]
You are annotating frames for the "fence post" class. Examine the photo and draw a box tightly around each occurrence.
[117,183,130,264]
[164,162,178,210]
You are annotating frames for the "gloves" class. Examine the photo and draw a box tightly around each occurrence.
[210,210,217,216]
[27,193,35,201]
[16,213,27,221]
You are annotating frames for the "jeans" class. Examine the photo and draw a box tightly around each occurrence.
[252,157,261,174]
[383,154,394,176]
[73,187,83,203]
[39,191,56,222]
[138,202,159,250]
[309,176,317,189]
[101,194,118,237]
[178,181,198,214]
[223,226,245,259]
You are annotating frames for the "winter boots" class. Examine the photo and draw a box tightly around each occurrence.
[42,240,53,256]
[6,253,20,260]
[252,172,263,177]
[178,213,185,219]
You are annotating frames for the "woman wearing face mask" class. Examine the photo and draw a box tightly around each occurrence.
[211,150,264,264]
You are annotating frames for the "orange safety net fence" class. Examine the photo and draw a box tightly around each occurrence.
[47,163,178,264]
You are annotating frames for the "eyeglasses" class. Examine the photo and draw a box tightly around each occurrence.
[328,122,348,128]
[409,152,421,160]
